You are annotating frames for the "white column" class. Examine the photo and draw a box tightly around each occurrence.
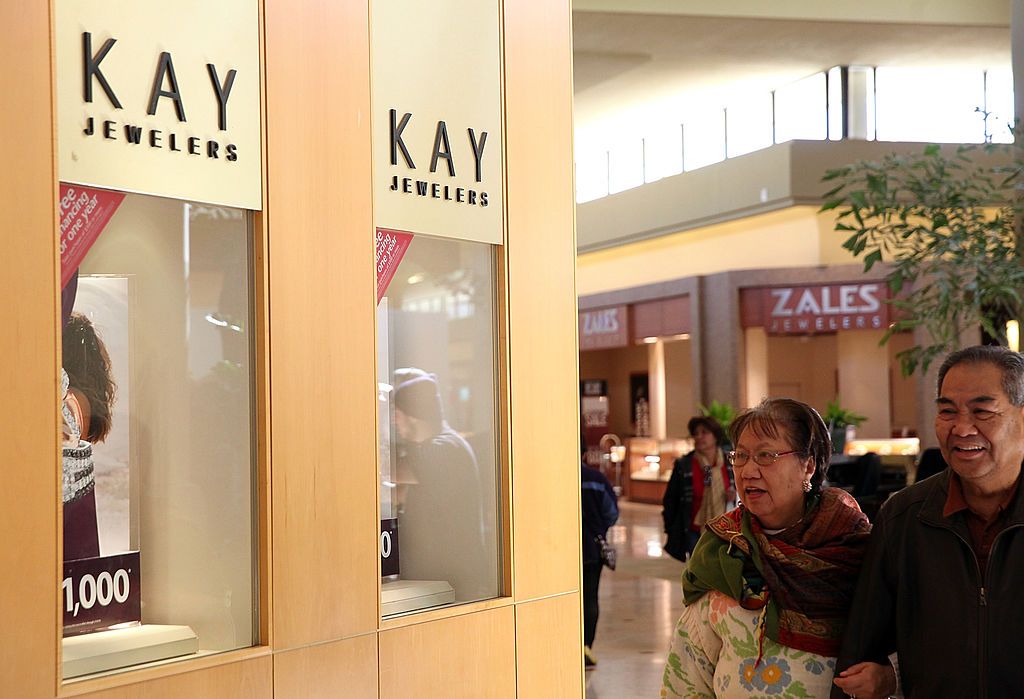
[837,330,890,439]
[648,339,667,440]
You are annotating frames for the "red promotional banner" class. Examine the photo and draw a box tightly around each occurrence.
[59,184,125,288]
[375,228,414,304]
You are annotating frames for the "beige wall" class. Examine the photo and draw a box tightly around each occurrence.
[663,338,695,436]
[837,330,891,439]
[766,334,838,414]
[577,206,844,296]
[579,344,649,438]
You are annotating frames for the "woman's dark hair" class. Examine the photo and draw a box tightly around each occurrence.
[62,312,117,443]
[728,398,831,495]
[687,415,727,447]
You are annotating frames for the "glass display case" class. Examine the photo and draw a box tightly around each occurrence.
[625,437,692,504]
[58,186,257,679]
[376,231,502,616]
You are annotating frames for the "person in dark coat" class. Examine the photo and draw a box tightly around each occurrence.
[662,416,735,561]
[582,453,619,668]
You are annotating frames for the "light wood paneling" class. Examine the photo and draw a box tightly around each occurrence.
[504,0,580,601]
[379,607,516,699]
[264,0,378,650]
[72,655,272,699]
[274,634,377,699]
[1,2,59,697]
[515,594,583,699]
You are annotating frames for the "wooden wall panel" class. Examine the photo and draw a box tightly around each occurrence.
[515,594,583,698]
[274,634,377,699]
[378,607,516,699]
[504,1,580,601]
[0,1,59,697]
[74,655,272,699]
[264,0,378,649]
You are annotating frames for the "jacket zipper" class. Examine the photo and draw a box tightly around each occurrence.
[976,523,1024,698]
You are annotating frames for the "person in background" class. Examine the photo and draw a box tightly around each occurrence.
[833,345,1024,699]
[582,441,619,670]
[663,398,871,698]
[662,416,736,561]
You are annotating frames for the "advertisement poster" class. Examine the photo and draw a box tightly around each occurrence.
[59,184,126,288]
[63,275,140,636]
[376,228,414,304]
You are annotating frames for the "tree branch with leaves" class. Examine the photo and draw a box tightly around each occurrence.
[821,142,1024,376]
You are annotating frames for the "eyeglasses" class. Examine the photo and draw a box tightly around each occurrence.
[726,449,798,467]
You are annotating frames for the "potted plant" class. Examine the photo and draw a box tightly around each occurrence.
[822,399,867,454]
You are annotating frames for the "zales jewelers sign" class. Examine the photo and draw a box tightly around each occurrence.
[56,0,261,210]
[741,283,891,334]
[371,0,503,245]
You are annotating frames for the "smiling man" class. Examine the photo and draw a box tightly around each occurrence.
[832,345,1024,699]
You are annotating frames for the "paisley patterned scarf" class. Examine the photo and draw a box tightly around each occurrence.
[682,487,871,657]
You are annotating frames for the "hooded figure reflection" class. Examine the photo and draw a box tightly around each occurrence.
[392,368,489,601]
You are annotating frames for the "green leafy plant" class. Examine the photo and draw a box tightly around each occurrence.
[821,399,867,429]
[821,139,1024,376]
[698,400,736,432]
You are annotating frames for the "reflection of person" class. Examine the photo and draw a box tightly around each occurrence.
[393,368,489,601]
[663,398,871,699]
[662,416,735,561]
[63,312,117,443]
[582,441,619,669]
[833,346,1024,699]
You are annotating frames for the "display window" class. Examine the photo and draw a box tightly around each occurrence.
[59,185,257,679]
[376,230,502,616]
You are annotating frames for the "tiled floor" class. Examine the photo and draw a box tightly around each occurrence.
[585,499,684,699]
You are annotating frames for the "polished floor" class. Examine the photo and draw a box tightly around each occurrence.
[585,499,684,699]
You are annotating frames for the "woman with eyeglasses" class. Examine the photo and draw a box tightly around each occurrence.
[663,398,872,699]
[662,416,736,562]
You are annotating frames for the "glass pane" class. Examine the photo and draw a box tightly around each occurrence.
[726,93,774,158]
[775,72,827,143]
[59,187,256,679]
[683,109,726,171]
[608,140,645,194]
[876,67,986,143]
[985,68,1015,143]
[644,126,683,183]
[828,66,844,141]
[575,149,609,203]
[377,233,501,616]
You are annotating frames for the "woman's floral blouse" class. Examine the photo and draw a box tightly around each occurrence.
[662,591,837,698]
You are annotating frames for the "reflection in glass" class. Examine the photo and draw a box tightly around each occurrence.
[59,189,255,678]
[377,234,500,615]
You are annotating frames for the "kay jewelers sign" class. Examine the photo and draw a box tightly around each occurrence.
[371,0,503,245]
[56,0,261,210]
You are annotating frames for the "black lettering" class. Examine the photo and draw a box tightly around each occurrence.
[124,125,143,144]
[403,178,413,193]
[431,183,440,198]
[480,191,489,207]
[149,129,162,147]
[389,110,415,168]
[188,137,201,155]
[468,128,487,182]
[430,121,455,176]
[207,140,219,158]
[443,185,452,200]
[206,64,237,131]
[468,190,477,205]
[456,187,465,202]
[103,120,116,139]
[83,117,94,136]
[83,33,122,108]
[170,133,181,151]
[416,180,428,196]
[225,144,238,161]
[147,52,187,122]
[390,175,399,191]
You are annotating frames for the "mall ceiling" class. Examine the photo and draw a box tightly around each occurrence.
[572,9,1011,133]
